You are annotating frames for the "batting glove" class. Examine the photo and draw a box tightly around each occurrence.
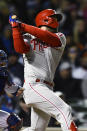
[9,15,21,28]
[9,15,17,23]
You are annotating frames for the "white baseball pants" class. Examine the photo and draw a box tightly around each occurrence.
[23,82,75,131]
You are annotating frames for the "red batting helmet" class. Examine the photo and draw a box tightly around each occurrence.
[35,9,62,29]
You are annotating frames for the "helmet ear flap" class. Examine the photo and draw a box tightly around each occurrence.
[43,17,53,25]
[43,18,49,23]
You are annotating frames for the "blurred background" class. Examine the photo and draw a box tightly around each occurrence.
[0,0,87,128]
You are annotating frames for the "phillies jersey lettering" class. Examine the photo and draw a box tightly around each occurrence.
[30,39,48,51]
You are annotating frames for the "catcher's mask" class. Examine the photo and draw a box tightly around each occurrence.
[35,9,62,29]
[0,50,8,72]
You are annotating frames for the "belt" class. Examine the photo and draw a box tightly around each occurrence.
[36,78,54,87]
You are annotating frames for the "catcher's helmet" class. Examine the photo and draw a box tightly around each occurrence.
[0,50,8,72]
[35,9,62,29]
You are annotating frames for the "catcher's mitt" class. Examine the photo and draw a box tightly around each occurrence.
[7,113,23,131]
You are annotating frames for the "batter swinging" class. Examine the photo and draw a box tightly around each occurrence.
[9,9,78,131]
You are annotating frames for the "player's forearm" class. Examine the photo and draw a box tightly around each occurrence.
[21,23,61,47]
[12,27,30,54]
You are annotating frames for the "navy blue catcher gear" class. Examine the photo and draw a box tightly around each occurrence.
[0,50,8,76]
[7,113,23,131]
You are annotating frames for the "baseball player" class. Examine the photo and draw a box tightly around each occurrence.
[0,50,23,131]
[9,9,78,131]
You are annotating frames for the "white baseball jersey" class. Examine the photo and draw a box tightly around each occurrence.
[23,32,66,83]
[22,32,77,131]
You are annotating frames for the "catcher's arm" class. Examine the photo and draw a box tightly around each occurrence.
[4,83,24,97]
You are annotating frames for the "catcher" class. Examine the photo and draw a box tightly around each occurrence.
[0,50,23,131]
